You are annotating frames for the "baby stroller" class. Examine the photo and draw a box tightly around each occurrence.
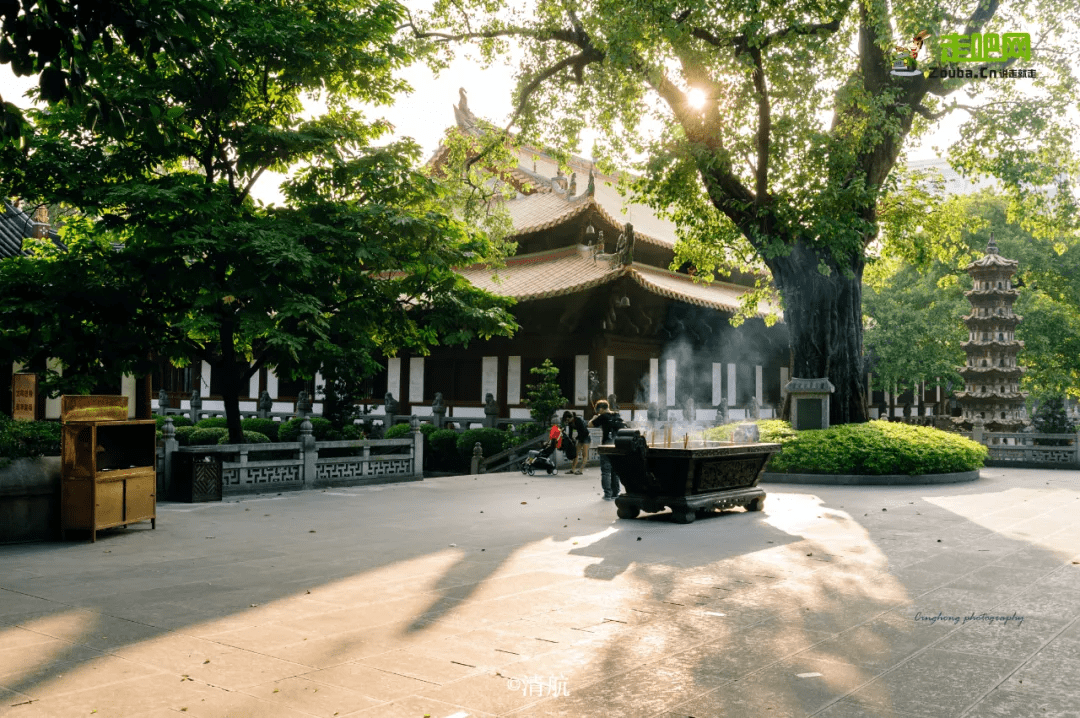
[520,430,560,476]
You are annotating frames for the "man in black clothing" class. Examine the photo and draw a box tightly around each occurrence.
[589,400,624,500]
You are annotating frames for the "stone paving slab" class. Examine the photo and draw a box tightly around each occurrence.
[0,466,1078,717]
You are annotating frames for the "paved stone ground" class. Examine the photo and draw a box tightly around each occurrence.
[1,467,1079,718]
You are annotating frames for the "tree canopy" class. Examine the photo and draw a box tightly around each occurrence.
[0,0,517,441]
[411,0,1080,425]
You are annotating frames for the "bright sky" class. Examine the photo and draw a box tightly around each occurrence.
[0,40,959,207]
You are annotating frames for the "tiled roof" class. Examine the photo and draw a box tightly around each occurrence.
[456,246,620,301]
[966,253,1018,270]
[456,246,779,318]
[628,264,779,317]
[0,201,64,259]
[516,152,679,247]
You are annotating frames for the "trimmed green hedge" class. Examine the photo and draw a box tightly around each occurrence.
[218,430,269,444]
[340,424,364,440]
[153,414,192,429]
[456,428,513,464]
[384,423,412,439]
[704,419,797,445]
[174,426,197,446]
[241,418,280,441]
[189,427,229,446]
[0,417,61,466]
[195,417,229,429]
[278,416,338,442]
[429,429,461,470]
[708,419,987,475]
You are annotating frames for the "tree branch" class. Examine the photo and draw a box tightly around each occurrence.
[748,47,770,205]
[690,15,845,56]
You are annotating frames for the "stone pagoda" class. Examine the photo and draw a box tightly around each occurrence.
[954,233,1028,430]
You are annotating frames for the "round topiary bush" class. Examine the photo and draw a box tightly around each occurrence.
[383,423,413,439]
[456,428,513,465]
[189,427,229,446]
[153,414,192,429]
[174,426,197,446]
[429,429,461,470]
[340,424,365,440]
[195,417,229,429]
[218,430,269,444]
[756,420,987,475]
[241,418,280,441]
[278,416,338,442]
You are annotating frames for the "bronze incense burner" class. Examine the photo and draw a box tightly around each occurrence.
[597,429,781,523]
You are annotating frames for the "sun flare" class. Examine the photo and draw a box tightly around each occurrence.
[687,87,707,109]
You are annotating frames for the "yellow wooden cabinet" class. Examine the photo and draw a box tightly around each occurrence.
[60,396,156,542]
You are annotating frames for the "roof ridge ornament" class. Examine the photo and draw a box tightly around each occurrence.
[986,230,998,255]
[453,87,478,132]
[587,168,595,197]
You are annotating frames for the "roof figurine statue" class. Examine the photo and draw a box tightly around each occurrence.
[453,87,478,132]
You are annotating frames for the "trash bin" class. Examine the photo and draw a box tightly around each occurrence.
[171,451,223,502]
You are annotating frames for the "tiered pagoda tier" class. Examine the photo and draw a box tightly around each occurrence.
[954,234,1029,430]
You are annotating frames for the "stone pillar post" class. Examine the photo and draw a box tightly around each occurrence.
[411,416,424,476]
[971,417,985,445]
[161,418,178,498]
[158,389,170,415]
[300,418,317,486]
[190,388,202,424]
[470,442,483,475]
[431,392,446,429]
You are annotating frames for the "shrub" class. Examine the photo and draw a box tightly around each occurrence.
[195,417,229,429]
[429,429,463,470]
[278,416,339,442]
[523,359,568,425]
[705,419,796,445]
[0,417,62,465]
[174,426,197,446]
[189,427,229,446]
[419,423,439,439]
[759,420,986,475]
[1031,394,1076,446]
[153,414,192,429]
[340,424,365,440]
[456,428,513,464]
[384,423,413,440]
[241,418,280,441]
[218,430,269,444]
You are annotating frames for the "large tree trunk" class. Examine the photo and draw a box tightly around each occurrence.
[767,242,869,426]
[219,367,245,444]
